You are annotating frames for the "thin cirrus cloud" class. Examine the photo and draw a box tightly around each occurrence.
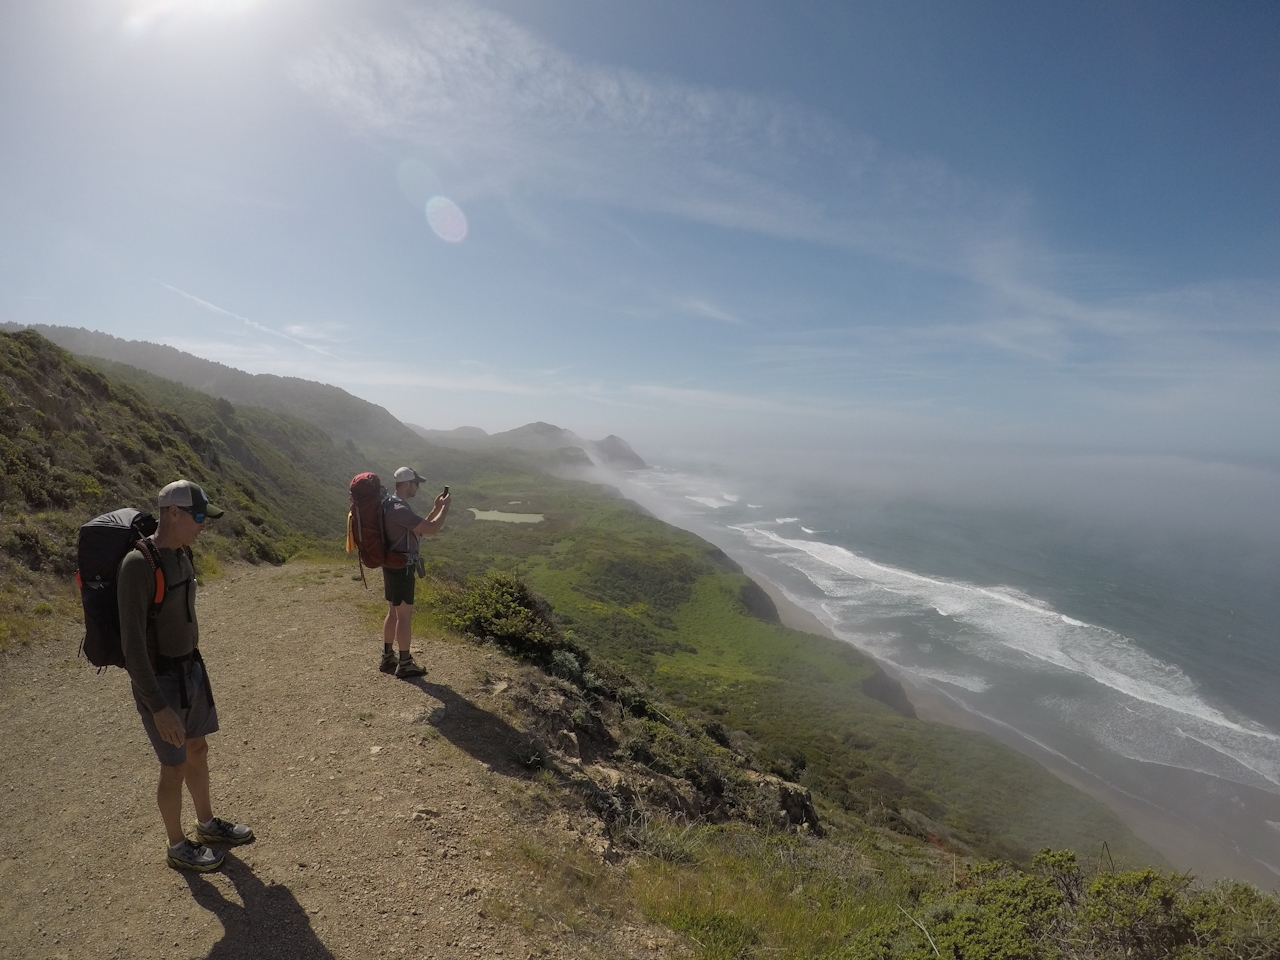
[675,298,743,325]
[157,281,337,358]
[284,0,1280,425]
[289,1,1006,274]
[287,0,1275,369]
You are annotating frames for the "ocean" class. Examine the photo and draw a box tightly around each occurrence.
[614,462,1280,886]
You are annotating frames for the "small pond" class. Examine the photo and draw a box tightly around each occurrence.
[468,508,545,524]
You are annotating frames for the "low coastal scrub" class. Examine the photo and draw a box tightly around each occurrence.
[632,837,1280,959]
[0,331,339,573]
[0,331,356,643]
[352,554,1280,960]
[417,568,1280,957]
[847,849,1280,960]
[431,571,580,667]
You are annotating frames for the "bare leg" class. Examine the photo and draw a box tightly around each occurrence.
[184,736,214,824]
[394,603,413,651]
[158,762,188,845]
[382,604,397,648]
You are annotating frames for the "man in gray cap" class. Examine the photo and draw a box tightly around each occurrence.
[120,479,253,872]
[380,467,450,677]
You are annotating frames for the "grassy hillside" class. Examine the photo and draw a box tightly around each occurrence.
[2,323,417,450]
[0,331,359,649]
[77,356,366,540]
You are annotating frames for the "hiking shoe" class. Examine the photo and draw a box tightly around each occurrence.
[379,651,398,674]
[195,817,255,846]
[394,656,426,679]
[167,838,225,872]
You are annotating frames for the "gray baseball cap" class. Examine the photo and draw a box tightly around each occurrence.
[158,480,224,519]
[393,466,426,484]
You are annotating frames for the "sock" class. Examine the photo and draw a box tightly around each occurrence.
[399,649,413,661]
[383,643,393,656]
[170,839,187,850]
[198,817,215,830]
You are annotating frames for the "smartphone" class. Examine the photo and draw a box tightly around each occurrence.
[442,485,450,496]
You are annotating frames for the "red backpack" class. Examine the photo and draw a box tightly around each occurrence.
[347,473,407,583]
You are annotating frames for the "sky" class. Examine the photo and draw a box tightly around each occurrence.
[2,1,1279,509]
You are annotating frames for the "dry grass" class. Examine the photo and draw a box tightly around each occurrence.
[483,835,643,952]
[630,822,940,960]
[0,562,78,654]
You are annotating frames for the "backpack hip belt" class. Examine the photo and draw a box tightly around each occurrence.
[155,648,215,711]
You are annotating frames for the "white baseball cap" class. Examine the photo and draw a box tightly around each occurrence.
[393,467,426,484]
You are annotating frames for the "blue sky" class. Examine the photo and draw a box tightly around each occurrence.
[3,0,1278,483]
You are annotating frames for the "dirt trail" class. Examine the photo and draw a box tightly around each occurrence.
[0,562,679,960]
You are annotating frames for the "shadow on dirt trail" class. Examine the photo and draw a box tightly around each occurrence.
[409,680,538,776]
[184,853,333,959]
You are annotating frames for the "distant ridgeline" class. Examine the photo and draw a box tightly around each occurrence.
[3,323,416,451]
[2,324,647,476]
[408,421,648,470]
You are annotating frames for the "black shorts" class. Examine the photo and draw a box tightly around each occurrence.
[383,565,415,606]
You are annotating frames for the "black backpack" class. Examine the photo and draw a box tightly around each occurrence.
[76,508,188,669]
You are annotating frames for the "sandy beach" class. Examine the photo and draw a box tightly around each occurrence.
[742,565,1280,890]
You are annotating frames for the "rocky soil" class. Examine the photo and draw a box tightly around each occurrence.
[0,562,688,960]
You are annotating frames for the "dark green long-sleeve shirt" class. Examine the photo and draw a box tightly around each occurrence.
[117,544,198,713]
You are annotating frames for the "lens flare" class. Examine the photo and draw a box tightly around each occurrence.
[425,196,468,243]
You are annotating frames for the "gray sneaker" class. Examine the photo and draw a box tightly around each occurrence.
[379,651,398,674]
[395,656,426,679]
[195,817,255,846]
[168,838,225,872]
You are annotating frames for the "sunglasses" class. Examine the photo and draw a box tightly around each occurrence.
[177,506,207,523]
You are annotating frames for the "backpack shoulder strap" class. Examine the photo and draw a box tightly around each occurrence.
[135,537,167,610]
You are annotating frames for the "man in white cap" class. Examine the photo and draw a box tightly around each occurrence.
[380,466,450,677]
[120,479,253,872]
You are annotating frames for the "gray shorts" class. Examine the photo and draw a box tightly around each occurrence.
[133,659,220,767]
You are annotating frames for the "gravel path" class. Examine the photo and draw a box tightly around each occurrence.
[0,562,679,960]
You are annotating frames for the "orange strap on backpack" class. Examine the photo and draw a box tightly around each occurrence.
[135,537,191,605]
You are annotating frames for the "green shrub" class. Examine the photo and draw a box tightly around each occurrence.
[550,649,584,683]
[842,851,1280,960]
[1079,867,1193,958]
[433,572,581,667]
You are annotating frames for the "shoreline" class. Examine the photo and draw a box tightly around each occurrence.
[742,564,1280,889]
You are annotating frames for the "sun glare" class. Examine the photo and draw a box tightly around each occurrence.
[122,0,264,37]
